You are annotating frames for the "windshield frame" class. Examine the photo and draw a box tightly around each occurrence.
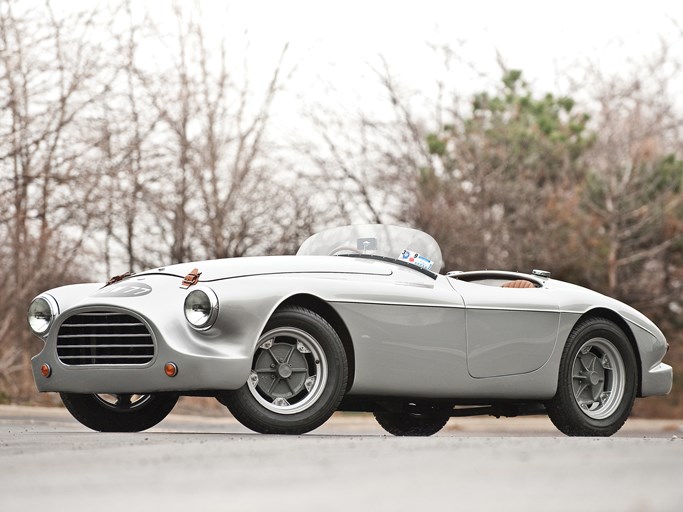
[297,224,443,274]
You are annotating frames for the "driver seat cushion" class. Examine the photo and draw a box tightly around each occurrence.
[502,279,536,289]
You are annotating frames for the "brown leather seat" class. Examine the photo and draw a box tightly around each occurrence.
[502,279,536,289]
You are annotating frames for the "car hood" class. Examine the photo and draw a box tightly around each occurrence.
[135,255,394,282]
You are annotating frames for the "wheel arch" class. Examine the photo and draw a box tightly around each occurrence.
[275,294,355,392]
[574,307,643,396]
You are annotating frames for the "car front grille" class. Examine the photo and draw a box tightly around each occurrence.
[56,311,155,366]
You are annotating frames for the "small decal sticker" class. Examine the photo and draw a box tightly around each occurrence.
[398,249,434,270]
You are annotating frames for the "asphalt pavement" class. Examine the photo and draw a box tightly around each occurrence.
[2,405,682,512]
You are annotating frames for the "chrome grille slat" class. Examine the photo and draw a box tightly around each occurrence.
[58,344,154,349]
[56,311,155,366]
[61,322,145,328]
[70,312,129,316]
[59,355,152,360]
[58,334,152,339]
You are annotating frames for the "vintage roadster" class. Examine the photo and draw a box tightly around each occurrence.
[28,224,672,436]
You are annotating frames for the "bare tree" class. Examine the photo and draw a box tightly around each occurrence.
[121,4,312,265]
[301,59,437,229]
[0,0,116,397]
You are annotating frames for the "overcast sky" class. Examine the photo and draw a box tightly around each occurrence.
[221,0,683,88]
[148,0,682,133]
[51,1,682,118]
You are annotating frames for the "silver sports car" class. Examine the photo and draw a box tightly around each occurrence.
[28,224,672,436]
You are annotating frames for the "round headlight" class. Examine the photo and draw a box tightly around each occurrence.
[28,296,57,335]
[183,287,219,331]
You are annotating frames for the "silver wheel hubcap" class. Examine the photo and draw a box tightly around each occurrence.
[571,337,625,419]
[93,394,152,410]
[247,327,327,415]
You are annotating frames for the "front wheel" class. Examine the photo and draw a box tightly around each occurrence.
[60,392,178,432]
[546,318,637,437]
[221,306,348,434]
[374,412,449,436]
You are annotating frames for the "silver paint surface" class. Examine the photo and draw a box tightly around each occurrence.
[30,254,672,400]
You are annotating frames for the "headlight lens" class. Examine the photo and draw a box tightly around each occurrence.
[28,296,56,335]
[183,287,219,330]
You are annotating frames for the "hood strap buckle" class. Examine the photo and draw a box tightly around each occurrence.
[180,268,202,289]
[103,271,135,288]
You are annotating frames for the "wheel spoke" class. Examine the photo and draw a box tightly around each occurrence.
[285,344,297,364]
[267,376,280,394]
[284,378,295,393]
[116,394,132,408]
[591,378,605,402]
[574,383,589,401]
[267,349,280,364]
[579,355,591,372]
[588,354,598,372]
[290,367,308,373]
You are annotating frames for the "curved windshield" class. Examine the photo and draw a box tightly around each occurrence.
[297,224,443,274]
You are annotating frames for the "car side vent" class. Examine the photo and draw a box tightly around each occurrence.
[56,311,155,366]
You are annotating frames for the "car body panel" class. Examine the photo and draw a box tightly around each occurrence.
[446,277,561,378]
[30,231,672,403]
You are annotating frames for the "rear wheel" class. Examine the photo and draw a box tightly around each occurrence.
[60,392,178,432]
[374,412,449,436]
[221,306,347,434]
[546,318,637,437]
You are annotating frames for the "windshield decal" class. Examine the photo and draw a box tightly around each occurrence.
[398,249,434,270]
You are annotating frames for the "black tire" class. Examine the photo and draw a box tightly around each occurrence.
[545,317,637,437]
[221,306,348,434]
[374,412,449,437]
[60,392,178,432]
